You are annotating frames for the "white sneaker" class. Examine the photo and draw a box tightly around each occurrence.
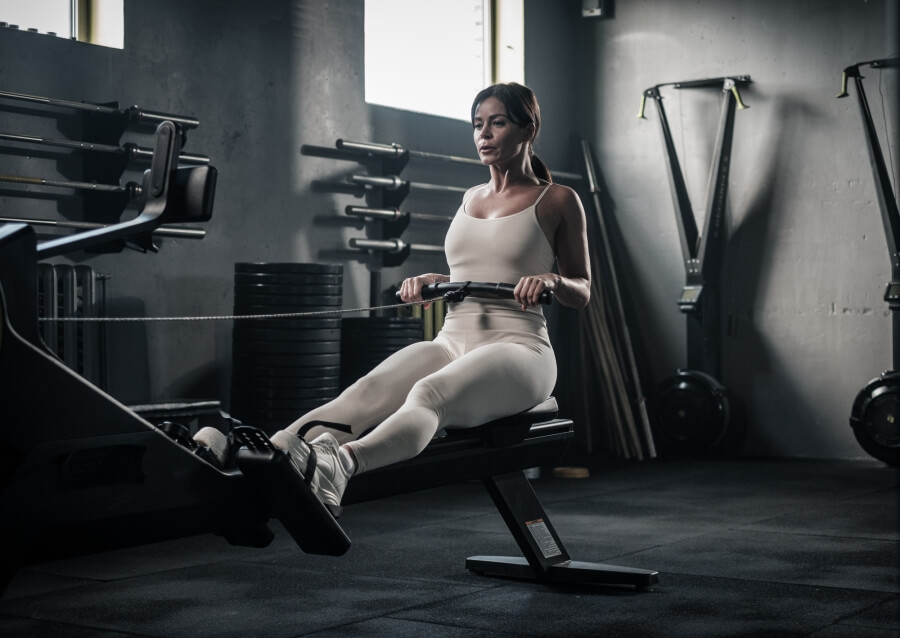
[193,426,231,468]
[270,429,313,476]
[270,430,350,507]
[307,432,351,507]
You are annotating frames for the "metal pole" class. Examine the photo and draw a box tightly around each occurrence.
[645,86,700,265]
[580,139,656,458]
[349,238,444,254]
[0,90,200,129]
[0,172,137,195]
[0,131,209,165]
[0,89,119,116]
[345,205,452,223]
[349,174,468,194]
[337,138,483,167]
[335,138,583,182]
[696,84,739,380]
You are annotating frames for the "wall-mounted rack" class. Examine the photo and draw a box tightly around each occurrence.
[0,88,210,252]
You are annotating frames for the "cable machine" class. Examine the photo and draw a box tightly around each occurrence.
[839,56,900,467]
[640,75,751,452]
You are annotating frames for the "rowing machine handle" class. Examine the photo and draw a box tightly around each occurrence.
[396,281,553,305]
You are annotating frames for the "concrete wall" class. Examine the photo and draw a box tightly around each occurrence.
[0,0,895,459]
[586,0,898,458]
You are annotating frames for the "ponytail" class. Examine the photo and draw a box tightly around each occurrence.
[530,153,552,183]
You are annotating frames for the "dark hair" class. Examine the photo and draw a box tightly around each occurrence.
[471,82,552,183]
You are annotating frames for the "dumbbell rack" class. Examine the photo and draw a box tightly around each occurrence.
[301,138,456,312]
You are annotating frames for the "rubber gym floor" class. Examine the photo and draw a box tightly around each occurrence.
[0,456,897,637]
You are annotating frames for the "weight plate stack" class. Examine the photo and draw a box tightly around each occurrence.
[230,262,343,432]
[340,317,424,390]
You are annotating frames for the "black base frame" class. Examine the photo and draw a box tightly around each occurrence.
[468,472,658,589]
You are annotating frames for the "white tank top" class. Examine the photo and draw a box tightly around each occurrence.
[443,183,556,321]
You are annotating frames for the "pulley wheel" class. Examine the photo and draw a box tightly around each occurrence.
[656,369,730,451]
[850,371,900,467]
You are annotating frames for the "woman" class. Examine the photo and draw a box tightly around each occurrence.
[211,83,590,507]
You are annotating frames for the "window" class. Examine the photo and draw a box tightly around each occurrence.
[0,0,124,49]
[0,0,72,38]
[364,0,524,121]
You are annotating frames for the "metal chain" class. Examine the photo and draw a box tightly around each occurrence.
[37,301,424,322]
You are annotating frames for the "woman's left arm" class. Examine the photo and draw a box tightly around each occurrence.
[514,185,591,309]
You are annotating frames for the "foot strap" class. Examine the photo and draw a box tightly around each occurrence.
[296,420,353,438]
[232,426,351,556]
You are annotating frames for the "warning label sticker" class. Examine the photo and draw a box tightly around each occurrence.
[526,518,562,558]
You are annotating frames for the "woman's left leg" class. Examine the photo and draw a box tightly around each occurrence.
[345,340,556,473]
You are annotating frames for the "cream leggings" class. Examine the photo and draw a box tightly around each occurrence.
[284,311,557,474]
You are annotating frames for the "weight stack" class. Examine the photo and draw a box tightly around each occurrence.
[340,317,424,390]
[230,262,343,433]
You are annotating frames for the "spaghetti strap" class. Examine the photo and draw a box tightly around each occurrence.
[533,183,553,207]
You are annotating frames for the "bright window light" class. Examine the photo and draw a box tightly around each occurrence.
[0,0,123,48]
[81,0,124,49]
[494,0,524,84]
[365,0,492,121]
[0,0,73,38]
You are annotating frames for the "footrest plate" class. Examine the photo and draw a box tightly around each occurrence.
[233,427,351,556]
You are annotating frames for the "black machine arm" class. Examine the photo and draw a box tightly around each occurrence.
[641,75,750,377]
[396,281,554,305]
[33,121,216,258]
[836,57,900,290]
[36,120,176,257]
[640,76,750,292]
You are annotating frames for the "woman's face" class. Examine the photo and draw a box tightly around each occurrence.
[473,96,532,167]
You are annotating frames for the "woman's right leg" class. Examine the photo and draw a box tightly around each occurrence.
[264,340,454,506]
[282,339,454,444]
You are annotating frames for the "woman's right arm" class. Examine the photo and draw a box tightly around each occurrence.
[399,273,450,303]
[400,185,478,303]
